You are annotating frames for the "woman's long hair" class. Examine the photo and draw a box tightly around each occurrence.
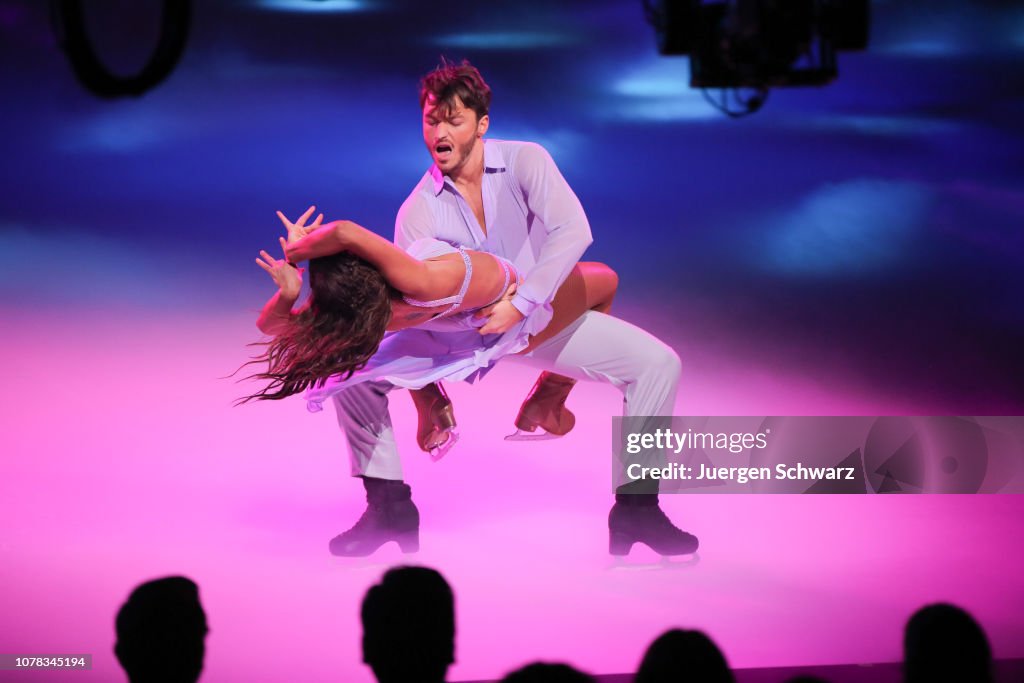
[239,251,394,403]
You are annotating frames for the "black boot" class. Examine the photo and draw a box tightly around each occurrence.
[328,477,420,557]
[608,490,698,557]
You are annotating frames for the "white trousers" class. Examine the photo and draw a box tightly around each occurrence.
[331,311,682,480]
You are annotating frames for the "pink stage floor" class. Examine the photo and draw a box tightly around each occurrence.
[3,308,1022,682]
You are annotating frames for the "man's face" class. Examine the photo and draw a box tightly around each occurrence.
[422,94,488,176]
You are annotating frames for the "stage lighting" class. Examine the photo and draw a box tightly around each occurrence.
[50,0,191,98]
[644,0,869,116]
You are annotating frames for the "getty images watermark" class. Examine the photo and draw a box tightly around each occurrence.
[612,416,1024,494]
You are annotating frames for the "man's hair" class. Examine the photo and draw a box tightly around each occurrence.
[419,58,492,120]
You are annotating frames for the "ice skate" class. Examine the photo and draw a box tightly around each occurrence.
[410,382,459,460]
[608,495,699,558]
[505,371,577,441]
[329,478,420,557]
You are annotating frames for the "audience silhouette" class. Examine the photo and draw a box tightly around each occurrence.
[903,603,993,683]
[635,628,735,683]
[114,576,208,683]
[361,565,456,683]
[112,568,1008,683]
[500,661,597,683]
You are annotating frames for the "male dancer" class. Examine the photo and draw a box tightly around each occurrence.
[326,60,698,558]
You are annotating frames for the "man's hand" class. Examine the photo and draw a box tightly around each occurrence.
[256,239,303,299]
[277,205,324,245]
[476,298,525,335]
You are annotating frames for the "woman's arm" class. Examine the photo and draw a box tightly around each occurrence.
[257,289,301,335]
[282,216,447,301]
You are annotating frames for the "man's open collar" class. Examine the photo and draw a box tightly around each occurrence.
[483,138,507,173]
[430,139,507,195]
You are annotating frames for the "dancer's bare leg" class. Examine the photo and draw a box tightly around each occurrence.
[520,262,618,355]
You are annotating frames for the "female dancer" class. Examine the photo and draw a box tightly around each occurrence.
[247,208,616,456]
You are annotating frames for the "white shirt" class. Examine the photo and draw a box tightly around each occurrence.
[395,138,593,335]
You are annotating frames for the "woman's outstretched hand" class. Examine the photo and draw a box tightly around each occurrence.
[277,205,324,244]
[256,239,303,299]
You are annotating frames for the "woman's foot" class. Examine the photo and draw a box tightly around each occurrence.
[506,371,577,441]
[409,382,458,460]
